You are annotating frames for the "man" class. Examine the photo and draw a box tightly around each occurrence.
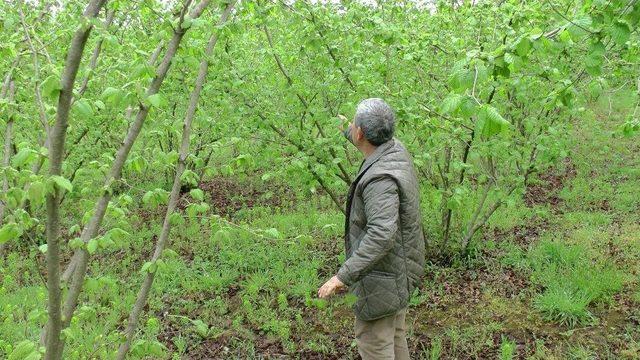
[318,98,426,359]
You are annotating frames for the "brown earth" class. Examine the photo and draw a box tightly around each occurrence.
[523,157,576,209]
[195,177,296,217]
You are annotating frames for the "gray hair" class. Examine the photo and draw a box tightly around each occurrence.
[354,98,396,146]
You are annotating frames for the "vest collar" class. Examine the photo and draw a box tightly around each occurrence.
[355,138,395,181]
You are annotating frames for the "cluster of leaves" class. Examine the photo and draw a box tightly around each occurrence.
[1,0,638,253]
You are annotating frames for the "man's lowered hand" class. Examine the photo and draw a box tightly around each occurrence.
[318,275,345,299]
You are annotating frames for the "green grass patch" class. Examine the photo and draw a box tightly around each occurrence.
[528,240,625,327]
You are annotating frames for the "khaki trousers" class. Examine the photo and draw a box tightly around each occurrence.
[354,308,410,360]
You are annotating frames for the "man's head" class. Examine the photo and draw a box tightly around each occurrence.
[345,98,395,155]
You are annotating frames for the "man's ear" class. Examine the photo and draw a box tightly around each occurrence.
[355,126,364,142]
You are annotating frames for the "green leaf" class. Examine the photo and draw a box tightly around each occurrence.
[51,175,73,193]
[477,105,510,138]
[8,340,40,360]
[41,75,62,98]
[5,188,25,208]
[155,259,168,272]
[311,298,328,309]
[12,148,36,168]
[73,99,93,118]
[142,191,154,206]
[69,237,84,250]
[169,212,183,225]
[38,244,47,253]
[129,156,146,173]
[27,181,45,205]
[440,93,464,114]
[567,15,592,39]
[146,93,165,108]
[140,261,151,273]
[101,87,119,99]
[235,154,253,167]
[610,20,630,46]
[87,238,98,254]
[448,62,475,93]
[107,228,130,242]
[180,169,199,187]
[3,17,16,32]
[514,37,532,57]
[145,189,170,207]
[94,99,106,110]
[101,87,125,108]
[190,189,204,201]
[103,34,118,48]
[344,293,358,306]
[212,229,230,244]
[162,248,179,258]
[446,196,461,210]
[0,223,22,245]
[504,52,515,64]
[263,228,281,239]
[140,261,157,274]
[622,120,639,137]
[131,63,155,80]
[458,96,478,117]
[192,319,209,337]
[181,16,193,30]
[186,202,209,217]
[38,146,49,158]
[585,41,606,76]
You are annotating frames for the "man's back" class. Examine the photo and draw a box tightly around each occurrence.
[340,138,425,321]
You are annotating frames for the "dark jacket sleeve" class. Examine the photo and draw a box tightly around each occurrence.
[337,177,399,286]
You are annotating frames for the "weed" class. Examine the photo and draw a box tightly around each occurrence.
[499,336,516,360]
[425,337,442,360]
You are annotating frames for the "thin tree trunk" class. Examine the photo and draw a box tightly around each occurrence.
[20,6,117,235]
[442,83,496,247]
[56,2,210,351]
[461,181,491,248]
[19,6,50,136]
[64,7,118,160]
[461,184,517,250]
[60,41,165,283]
[116,2,236,357]
[0,80,16,256]
[75,8,117,100]
[42,0,107,358]
[19,4,116,287]
[1,59,19,98]
[440,145,453,246]
[15,4,52,225]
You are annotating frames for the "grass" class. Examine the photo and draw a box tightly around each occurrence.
[500,336,516,360]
